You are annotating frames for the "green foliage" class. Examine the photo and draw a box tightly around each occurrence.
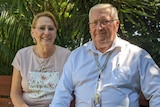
[0,0,159,75]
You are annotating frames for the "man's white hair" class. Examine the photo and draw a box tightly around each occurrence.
[89,3,119,20]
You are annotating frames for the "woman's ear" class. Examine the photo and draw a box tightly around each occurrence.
[31,29,36,43]
[31,28,34,36]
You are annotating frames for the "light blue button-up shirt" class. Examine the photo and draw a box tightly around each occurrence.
[50,36,160,107]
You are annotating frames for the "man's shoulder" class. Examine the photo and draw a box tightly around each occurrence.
[72,41,92,53]
[119,38,142,50]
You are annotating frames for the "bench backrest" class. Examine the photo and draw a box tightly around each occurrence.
[0,75,13,107]
[139,92,149,107]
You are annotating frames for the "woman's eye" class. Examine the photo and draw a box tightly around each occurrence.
[39,27,45,30]
[48,27,54,31]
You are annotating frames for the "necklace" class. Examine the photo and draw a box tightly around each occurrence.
[34,46,55,72]
[36,58,50,72]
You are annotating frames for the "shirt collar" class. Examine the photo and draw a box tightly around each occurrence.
[86,35,125,54]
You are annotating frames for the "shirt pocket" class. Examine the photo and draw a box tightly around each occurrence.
[111,67,131,84]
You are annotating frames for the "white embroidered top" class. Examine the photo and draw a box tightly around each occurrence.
[12,45,70,107]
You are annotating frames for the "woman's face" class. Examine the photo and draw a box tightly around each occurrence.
[32,16,57,48]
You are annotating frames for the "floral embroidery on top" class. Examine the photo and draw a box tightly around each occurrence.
[28,70,59,99]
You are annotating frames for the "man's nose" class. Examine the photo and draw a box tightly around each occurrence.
[96,22,103,30]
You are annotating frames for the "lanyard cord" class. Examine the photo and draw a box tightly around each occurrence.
[93,50,114,93]
[93,50,113,79]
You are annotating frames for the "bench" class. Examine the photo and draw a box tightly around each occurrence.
[0,75,13,107]
[0,75,149,107]
[139,92,149,107]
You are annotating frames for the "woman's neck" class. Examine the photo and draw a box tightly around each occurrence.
[34,45,56,58]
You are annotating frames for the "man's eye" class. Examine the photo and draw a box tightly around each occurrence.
[101,20,109,25]
[93,22,98,25]
[89,21,98,26]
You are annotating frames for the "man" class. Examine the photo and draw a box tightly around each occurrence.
[50,3,160,107]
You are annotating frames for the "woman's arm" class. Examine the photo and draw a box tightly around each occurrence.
[10,67,28,107]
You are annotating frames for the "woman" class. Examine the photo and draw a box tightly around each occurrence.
[10,11,71,107]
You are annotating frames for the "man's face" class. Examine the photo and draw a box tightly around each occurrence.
[89,7,120,52]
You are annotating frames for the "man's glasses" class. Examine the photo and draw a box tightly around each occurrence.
[89,19,118,27]
[33,26,56,33]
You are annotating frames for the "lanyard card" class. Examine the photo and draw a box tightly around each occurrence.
[92,93,101,107]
